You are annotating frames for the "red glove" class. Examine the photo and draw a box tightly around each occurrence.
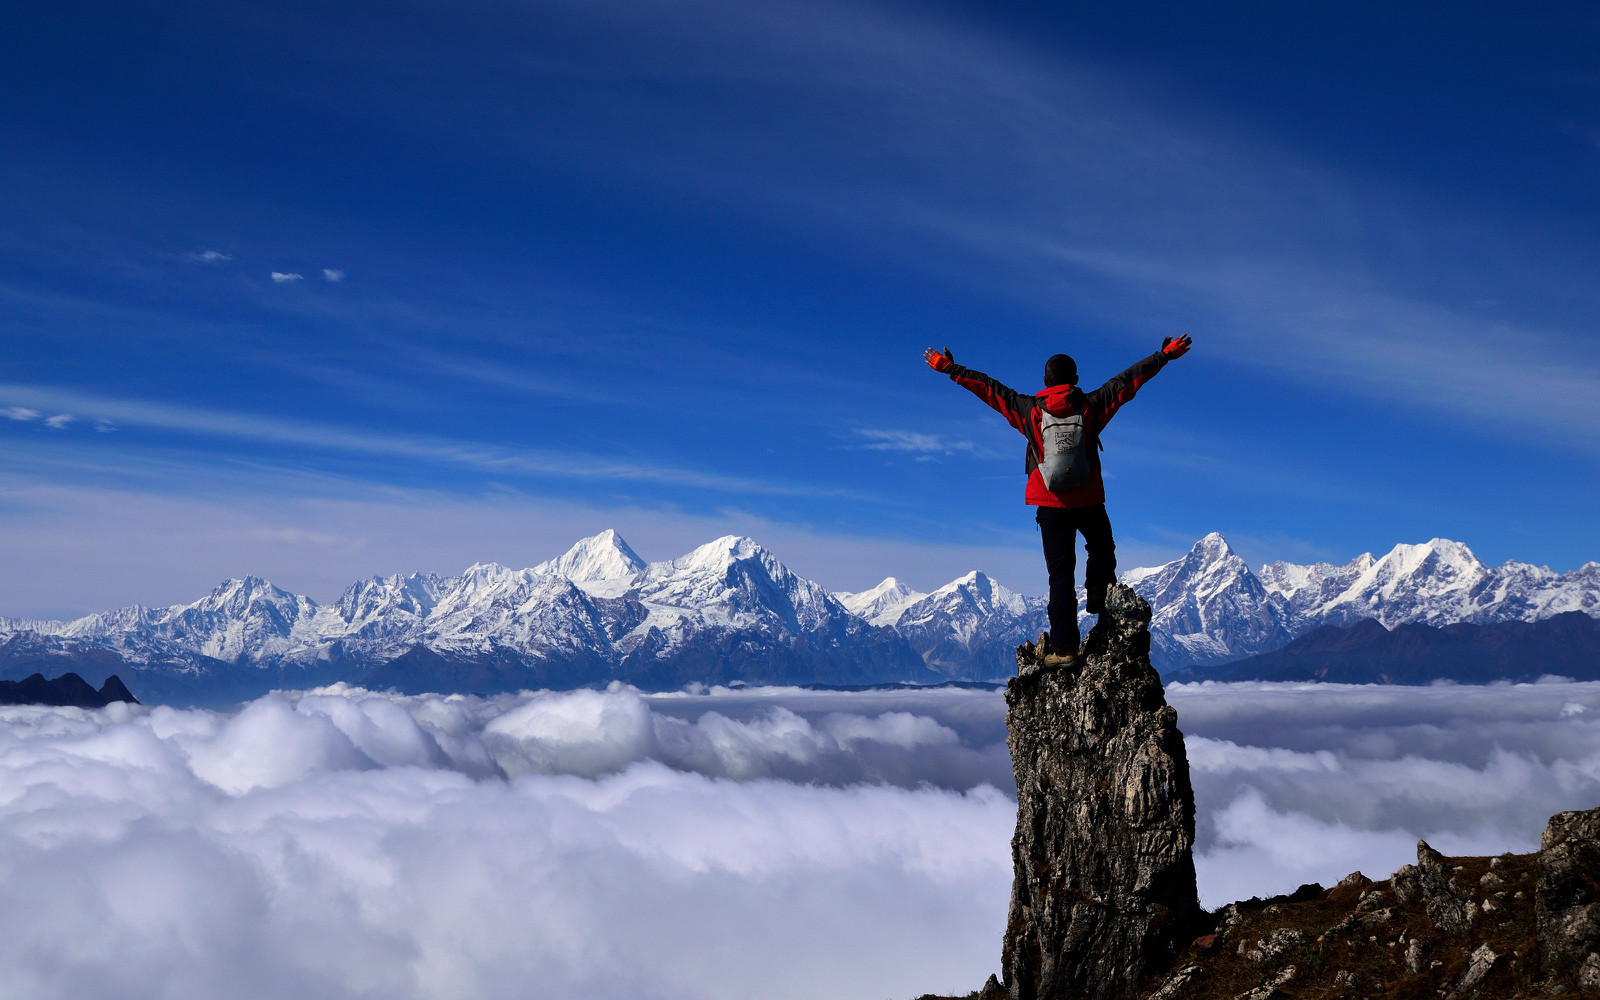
[923,347,954,373]
[1161,334,1192,359]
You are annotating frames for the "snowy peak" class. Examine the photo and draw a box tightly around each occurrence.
[1360,538,1488,597]
[626,534,842,636]
[1121,534,1301,668]
[674,534,767,572]
[533,529,646,588]
[1259,537,1491,627]
[834,577,926,626]
[333,572,444,630]
[890,570,1045,679]
[457,561,520,591]
[1131,532,1257,607]
[196,575,298,610]
[902,571,1028,623]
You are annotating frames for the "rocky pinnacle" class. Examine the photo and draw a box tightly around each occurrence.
[1002,583,1200,1000]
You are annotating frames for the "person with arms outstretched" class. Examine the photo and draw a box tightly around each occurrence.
[924,335,1192,667]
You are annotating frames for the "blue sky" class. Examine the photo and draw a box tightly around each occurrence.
[3,0,1599,617]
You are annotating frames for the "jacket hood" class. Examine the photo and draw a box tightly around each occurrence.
[1036,383,1084,415]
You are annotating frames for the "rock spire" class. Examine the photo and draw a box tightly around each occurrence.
[1002,583,1200,1000]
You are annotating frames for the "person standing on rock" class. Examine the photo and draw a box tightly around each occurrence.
[924,336,1191,667]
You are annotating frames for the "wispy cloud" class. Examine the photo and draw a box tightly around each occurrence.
[852,428,979,456]
[351,0,1598,449]
[322,268,345,282]
[270,271,304,283]
[187,249,233,263]
[2,406,75,429]
[0,384,874,503]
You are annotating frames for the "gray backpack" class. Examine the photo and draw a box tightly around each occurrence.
[1038,409,1094,492]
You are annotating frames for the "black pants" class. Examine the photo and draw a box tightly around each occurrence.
[1036,503,1116,650]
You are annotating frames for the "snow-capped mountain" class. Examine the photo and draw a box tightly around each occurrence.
[1131,535,1600,670]
[531,529,646,597]
[1259,538,1600,628]
[888,572,1047,680]
[835,578,927,626]
[5,529,1598,703]
[0,532,929,704]
[1123,533,1305,668]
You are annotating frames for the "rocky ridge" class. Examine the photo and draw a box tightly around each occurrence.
[921,584,1600,1000]
[1117,806,1600,1000]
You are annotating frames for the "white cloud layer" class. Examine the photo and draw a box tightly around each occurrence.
[322,268,345,282]
[6,680,1600,997]
[1170,680,1600,905]
[0,685,1013,1000]
[271,272,304,283]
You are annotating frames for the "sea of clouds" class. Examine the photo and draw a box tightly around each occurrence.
[3,679,1600,999]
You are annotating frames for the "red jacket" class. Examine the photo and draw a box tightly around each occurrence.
[945,351,1169,508]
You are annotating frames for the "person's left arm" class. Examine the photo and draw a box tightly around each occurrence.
[1088,334,1191,428]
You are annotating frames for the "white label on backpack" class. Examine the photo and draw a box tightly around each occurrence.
[1038,411,1092,493]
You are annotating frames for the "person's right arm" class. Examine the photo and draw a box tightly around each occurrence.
[924,347,1032,434]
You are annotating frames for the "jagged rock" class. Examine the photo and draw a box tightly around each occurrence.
[1355,888,1390,911]
[1001,583,1199,1000]
[1391,863,1422,903]
[1538,807,1600,980]
[1243,927,1301,965]
[1404,936,1425,973]
[1360,906,1398,927]
[1579,952,1600,991]
[1415,840,1476,935]
[1226,964,1297,1000]
[1544,808,1600,850]
[1146,964,1202,1000]
[1336,871,1371,888]
[1448,943,1498,997]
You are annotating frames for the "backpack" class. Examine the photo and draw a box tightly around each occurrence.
[1037,406,1095,493]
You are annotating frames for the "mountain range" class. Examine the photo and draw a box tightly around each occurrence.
[1165,612,1600,685]
[2,529,1597,705]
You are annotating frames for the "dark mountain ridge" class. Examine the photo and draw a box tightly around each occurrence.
[1168,611,1600,685]
[0,671,139,708]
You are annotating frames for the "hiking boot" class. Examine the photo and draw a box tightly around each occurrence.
[1040,650,1081,669]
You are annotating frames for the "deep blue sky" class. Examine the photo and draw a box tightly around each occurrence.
[3,0,1599,617]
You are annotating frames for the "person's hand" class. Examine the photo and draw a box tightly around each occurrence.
[923,346,954,373]
[1161,334,1192,359]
